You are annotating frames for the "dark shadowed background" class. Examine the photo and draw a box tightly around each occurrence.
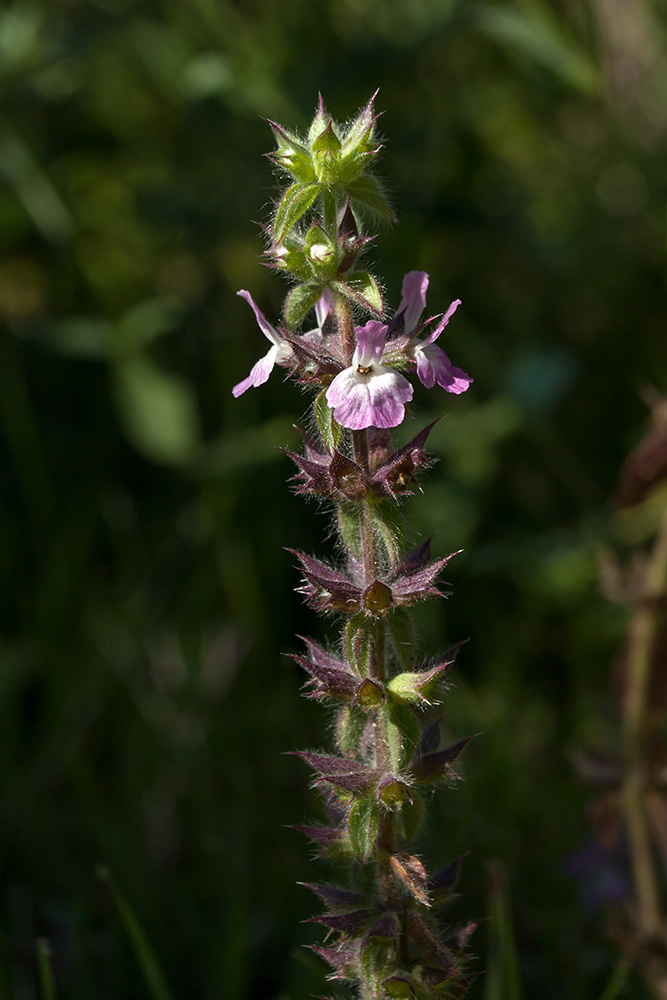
[1,0,667,997]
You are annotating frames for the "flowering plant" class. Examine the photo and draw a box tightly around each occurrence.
[234,94,475,999]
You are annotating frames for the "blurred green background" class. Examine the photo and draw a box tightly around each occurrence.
[1,0,667,997]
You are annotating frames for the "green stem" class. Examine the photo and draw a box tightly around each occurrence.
[622,509,667,942]
[322,185,337,232]
[335,289,355,364]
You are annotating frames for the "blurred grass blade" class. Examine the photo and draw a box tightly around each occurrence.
[97,866,173,1000]
[114,355,199,465]
[37,939,56,1000]
[0,125,72,242]
[484,860,523,1000]
[598,959,632,1000]
[476,2,600,94]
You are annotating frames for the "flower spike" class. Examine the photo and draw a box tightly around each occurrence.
[233,96,477,997]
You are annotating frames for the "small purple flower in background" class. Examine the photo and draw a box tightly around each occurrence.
[232,290,293,398]
[412,299,472,393]
[326,321,413,430]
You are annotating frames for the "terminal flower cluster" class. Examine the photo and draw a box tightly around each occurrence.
[232,94,477,1000]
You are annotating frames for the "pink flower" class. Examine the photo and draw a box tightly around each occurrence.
[302,289,334,347]
[412,299,472,394]
[395,270,429,334]
[325,321,413,430]
[232,290,293,398]
[393,271,472,394]
[232,289,334,397]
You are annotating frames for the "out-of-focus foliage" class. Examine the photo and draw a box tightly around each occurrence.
[1,0,666,997]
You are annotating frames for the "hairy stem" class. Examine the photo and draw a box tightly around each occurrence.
[322,186,337,232]
[622,510,667,941]
[335,289,356,365]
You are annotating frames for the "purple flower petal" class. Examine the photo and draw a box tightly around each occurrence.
[302,290,334,346]
[397,271,429,333]
[236,289,282,346]
[233,289,292,396]
[326,365,413,430]
[415,343,472,394]
[354,320,388,366]
[315,288,334,329]
[411,298,472,394]
[232,344,280,397]
[326,320,413,430]
[420,298,461,347]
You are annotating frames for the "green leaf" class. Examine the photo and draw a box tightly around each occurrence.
[274,182,320,242]
[360,939,378,995]
[311,121,341,156]
[398,791,424,844]
[37,940,56,1000]
[338,503,362,560]
[484,861,524,1000]
[347,795,378,862]
[336,704,367,757]
[344,612,367,667]
[308,98,331,145]
[341,94,377,160]
[268,121,315,183]
[97,867,174,1000]
[335,271,383,316]
[369,500,404,565]
[387,608,416,671]
[345,174,394,220]
[387,702,420,771]
[597,960,631,1000]
[114,356,199,465]
[314,390,340,453]
[342,615,376,676]
[49,317,113,358]
[284,280,324,328]
[477,3,600,94]
[115,299,176,356]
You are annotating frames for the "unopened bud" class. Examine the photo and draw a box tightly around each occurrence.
[387,665,448,705]
[310,243,332,263]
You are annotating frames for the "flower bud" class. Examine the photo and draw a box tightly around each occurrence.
[387,662,450,706]
[310,243,332,264]
[267,120,316,184]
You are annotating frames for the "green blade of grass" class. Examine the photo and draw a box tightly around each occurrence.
[96,866,173,1000]
[484,860,523,1000]
[36,939,56,1000]
[597,959,632,1000]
